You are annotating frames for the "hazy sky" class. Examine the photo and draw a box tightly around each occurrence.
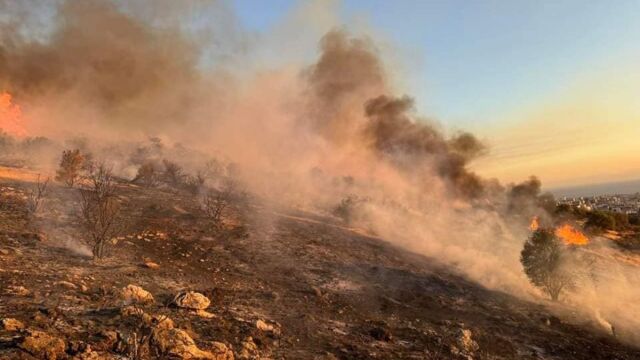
[233,0,640,188]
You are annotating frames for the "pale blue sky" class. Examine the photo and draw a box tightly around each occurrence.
[232,0,640,128]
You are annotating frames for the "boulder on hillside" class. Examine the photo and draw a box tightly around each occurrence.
[174,291,211,310]
[121,284,154,304]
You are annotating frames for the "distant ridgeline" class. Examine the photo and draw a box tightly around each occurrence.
[550,178,640,198]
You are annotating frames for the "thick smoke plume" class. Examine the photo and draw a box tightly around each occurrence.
[362,95,485,198]
[1,0,640,345]
[0,0,204,138]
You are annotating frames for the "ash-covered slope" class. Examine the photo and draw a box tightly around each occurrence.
[0,172,638,360]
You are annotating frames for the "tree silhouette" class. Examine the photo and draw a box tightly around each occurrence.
[521,228,574,301]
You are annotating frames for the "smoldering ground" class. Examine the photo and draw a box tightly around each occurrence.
[1,0,640,345]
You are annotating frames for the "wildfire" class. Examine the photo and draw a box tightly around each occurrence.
[0,92,27,137]
[555,224,589,246]
[529,216,589,246]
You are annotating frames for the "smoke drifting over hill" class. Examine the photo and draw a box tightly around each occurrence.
[0,0,203,136]
[1,0,640,345]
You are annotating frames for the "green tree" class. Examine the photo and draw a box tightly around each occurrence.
[611,212,629,230]
[585,211,616,232]
[520,229,574,301]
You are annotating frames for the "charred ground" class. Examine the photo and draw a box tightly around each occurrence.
[0,167,638,359]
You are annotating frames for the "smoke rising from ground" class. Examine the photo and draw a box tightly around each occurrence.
[1,0,640,344]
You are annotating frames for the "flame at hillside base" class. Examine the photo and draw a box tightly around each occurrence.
[0,92,27,137]
[529,216,539,231]
[555,224,589,246]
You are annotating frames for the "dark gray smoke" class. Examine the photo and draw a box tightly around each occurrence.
[0,0,201,132]
[507,176,556,222]
[363,94,485,198]
[304,30,387,143]
[1,4,487,200]
[305,30,486,198]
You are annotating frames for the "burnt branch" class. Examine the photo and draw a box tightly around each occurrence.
[26,174,50,216]
[78,164,124,259]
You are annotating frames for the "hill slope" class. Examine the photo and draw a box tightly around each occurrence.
[0,169,638,359]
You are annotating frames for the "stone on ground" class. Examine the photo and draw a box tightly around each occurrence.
[18,330,66,360]
[1,317,25,331]
[174,291,211,310]
[151,327,225,359]
[121,284,154,304]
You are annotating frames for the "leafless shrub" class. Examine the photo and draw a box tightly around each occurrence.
[133,161,160,188]
[118,303,174,359]
[162,159,185,187]
[26,174,50,216]
[55,149,85,187]
[78,164,124,259]
[201,179,236,230]
[333,195,367,224]
[183,171,206,195]
[129,316,169,359]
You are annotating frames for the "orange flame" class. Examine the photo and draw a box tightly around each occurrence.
[0,92,27,137]
[555,224,589,246]
[529,216,539,231]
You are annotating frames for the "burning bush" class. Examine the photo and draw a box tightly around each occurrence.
[133,161,160,188]
[78,164,124,259]
[55,149,86,187]
[520,229,575,301]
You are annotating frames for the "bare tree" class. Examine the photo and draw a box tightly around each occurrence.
[26,174,50,216]
[79,164,124,259]
[55,149,85,187]
[201,179,235,230]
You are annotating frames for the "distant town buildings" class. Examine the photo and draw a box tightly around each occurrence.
[557,193,640,215]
